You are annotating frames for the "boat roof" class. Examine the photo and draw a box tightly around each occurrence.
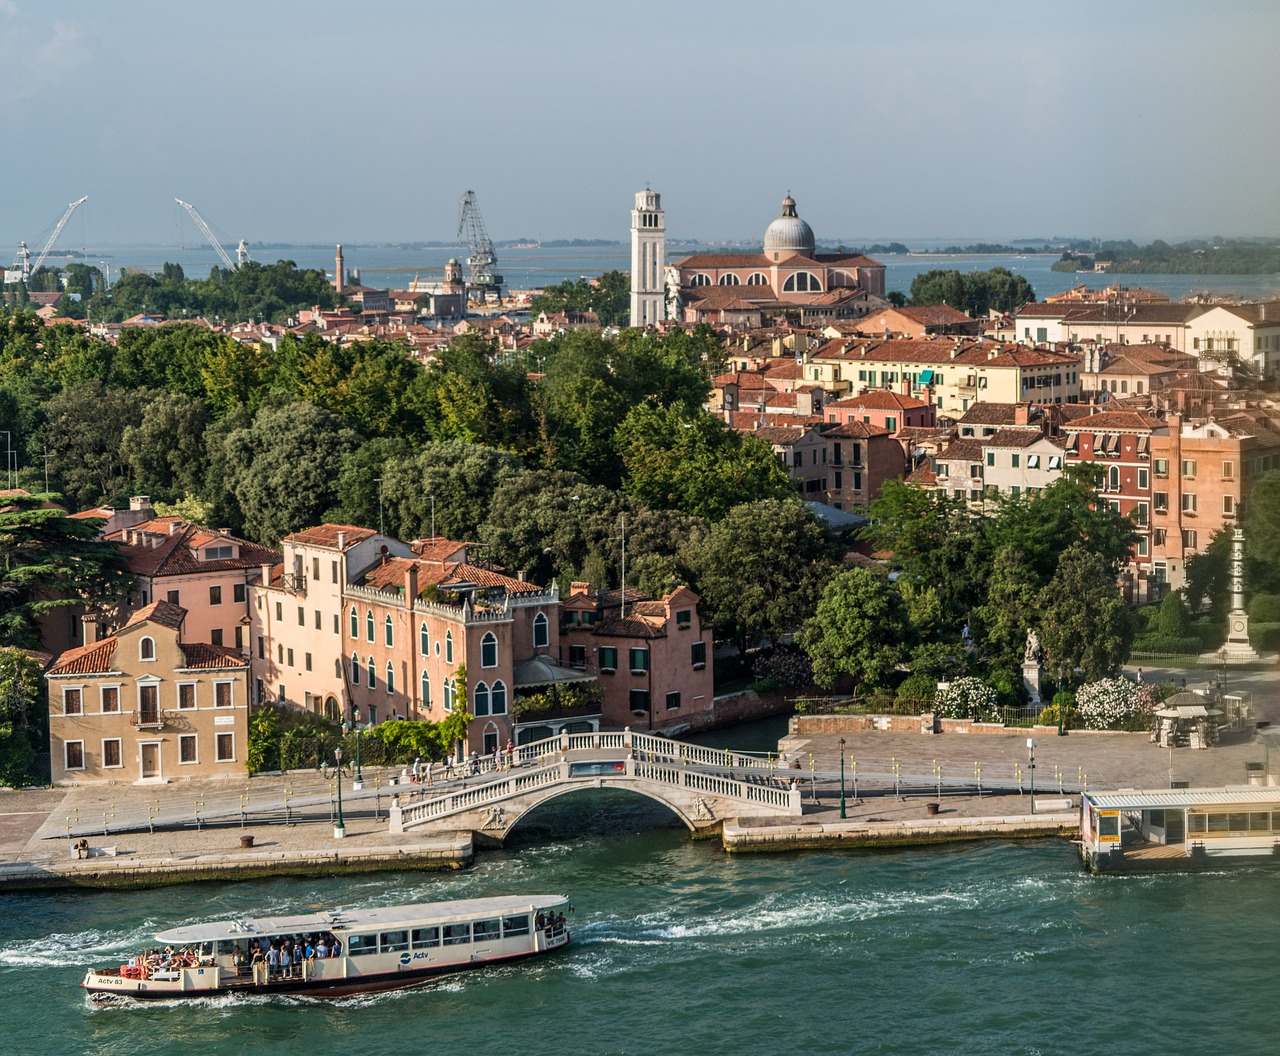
[1084,787,1280,810]
[154,894,568,944]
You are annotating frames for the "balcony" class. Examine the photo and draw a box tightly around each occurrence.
[133,708,168,730]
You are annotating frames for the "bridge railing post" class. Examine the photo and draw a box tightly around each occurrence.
[788,778,803,816]
[560,731,570,755]
[559,760,571,781]
[388,796,404,834]
[623,726,632,750]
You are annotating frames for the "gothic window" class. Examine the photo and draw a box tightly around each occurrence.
[491,681,507,715]
[367,657,376,689]
[481,632,498,668]
[445,629,453,664]
[350,606,358,639]
[351,652,361,685]
[384,614,394,647]
[420,622,429,655]
[365,610,375,642]
[421,670,431,708]
[533,612,549,649]
[474,681,490,716]
[386,661,395,694]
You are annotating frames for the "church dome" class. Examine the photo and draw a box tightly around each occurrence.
[763,194,816,258]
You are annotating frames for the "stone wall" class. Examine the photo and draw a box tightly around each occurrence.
[790,714,1123,737]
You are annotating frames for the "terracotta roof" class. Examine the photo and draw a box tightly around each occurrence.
[47,638,119,676]
[110,521,281,576]
[938,439,985,461]
[283,525,378,551]
[177,643,250,670]
[824,421,892,439]
[830,390,931,411]
[676,253,771,269]
[957,403,1039,426]
[983,429,1053,449]
[592,615,667,639]
[750,425,808,445]
[122,599,186,632]
[1063,410,1163,432]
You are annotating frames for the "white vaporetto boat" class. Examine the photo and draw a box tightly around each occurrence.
[82,894,572,1000]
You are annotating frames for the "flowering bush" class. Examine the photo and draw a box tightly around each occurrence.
[752,649,814,690]
[1075,677,1152,730]
[933,677,1000,722]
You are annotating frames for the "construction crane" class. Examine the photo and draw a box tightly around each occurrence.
[175,198,249,270]
[457,189,503,301]
[8,195,88,280]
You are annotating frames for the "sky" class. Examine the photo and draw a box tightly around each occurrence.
[2,0,1278,248]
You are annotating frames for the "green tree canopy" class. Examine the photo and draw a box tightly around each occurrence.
[0,647,44,786]
[909,266,1036,315]
[1036,544,1134,682]
[382,440,523,543]
[686,498,840,652]
[802,567,911,691]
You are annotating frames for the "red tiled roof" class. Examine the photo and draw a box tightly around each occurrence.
[1062,410,1162,432]
[830,390,931,411]
[956,402,1039,426]
[177,643,249,670]
[47,638,119,676]
[283,525,378,551]
[122,599,186,631]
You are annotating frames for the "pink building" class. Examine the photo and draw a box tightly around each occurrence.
[558,584,714,736]
[825,389,937,432]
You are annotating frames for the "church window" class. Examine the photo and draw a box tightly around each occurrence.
[747,273,769,285]
[782,272,822,293]
[688,273,711,287]
[718,273,740,286]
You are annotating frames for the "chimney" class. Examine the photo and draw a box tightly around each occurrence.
[337,530,347,551]
[260,563,272,586]
[570,581,591,597]
[517,570,527,582]
[130,495,151,512]
[405,562,419,600]
[1014,404,1030,426]
[169,520,181,535]
[80,614,102,645]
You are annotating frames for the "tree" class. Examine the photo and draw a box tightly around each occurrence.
[0,494,131,648]
[1245,469,1280,593]
[120,391,209,502]
[1036,545,1133,683]
[221,401,362,545]
[1183,527,1232,614]
[42,381,149,510]
[909,266,1035,315]
[0,647,43,786]
[615,404,791,521]
[802,567,911,691]
[382,441,523,543]
[686,499,840,653]
[974,547,1042,671]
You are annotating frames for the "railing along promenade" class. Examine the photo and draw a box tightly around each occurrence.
[391,729,797,831]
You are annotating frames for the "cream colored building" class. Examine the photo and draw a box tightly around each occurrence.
[46,600,250,784]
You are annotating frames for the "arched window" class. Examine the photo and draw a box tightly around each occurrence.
[1109,465,1120,491]
[139,637,155,661]
[367,657,376,689]
[445,630,453,664]
[474,681,490,716]
[349,607,358,639]
[747,272,769,286]
[443,677,455,713]
[533,612,549,649]
[688,273,711,287]
[782,271,822,293]
[829,270,856,288]
[384,614,394,647]
[481,631,498,668]
[351,652,361,686]
[718,273,740,286]
[420,671,431,709]
[491,680,507,715]
[386,661,395,694]
[419,622,429,655]
[365,610,375,642]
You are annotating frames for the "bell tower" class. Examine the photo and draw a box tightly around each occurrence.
[630,189,665,328]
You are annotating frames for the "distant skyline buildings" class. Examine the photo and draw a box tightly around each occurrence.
[2,1,1278,248]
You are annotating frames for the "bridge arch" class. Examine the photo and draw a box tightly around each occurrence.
[491,780,704,837]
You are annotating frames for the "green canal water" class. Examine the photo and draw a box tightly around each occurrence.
[1,791,1276,1056]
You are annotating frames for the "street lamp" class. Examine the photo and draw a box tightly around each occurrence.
[839,737,847,819]
[1056,667,1068,737]
[350,705,364,790]
[333,747,346,839]
[1027,738,1037,815]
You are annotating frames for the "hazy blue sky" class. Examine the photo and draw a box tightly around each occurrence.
[2,0,1277,248]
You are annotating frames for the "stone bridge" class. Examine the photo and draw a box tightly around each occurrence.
[388,730,802,840]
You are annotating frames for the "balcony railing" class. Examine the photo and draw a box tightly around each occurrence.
[133,709,167,730]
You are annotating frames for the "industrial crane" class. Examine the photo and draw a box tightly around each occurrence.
[175,198,249,270]
[8,195,88,280]
[457,189,503,300]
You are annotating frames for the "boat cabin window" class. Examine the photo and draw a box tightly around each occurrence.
[442,923,471,946]
[472,918,501,941]
[216,940,236,956]
[348,934,379,956]
[380,931,409,953]
[412,927,440,949]
[502,914,530,937]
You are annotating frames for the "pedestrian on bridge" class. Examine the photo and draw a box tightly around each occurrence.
[424,760,433,787]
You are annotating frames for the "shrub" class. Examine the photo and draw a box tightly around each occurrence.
[1131,634,1201,656]
[987,667,1027,708]
[1249,594,1280,624]
[1151,592,1192,637]
[933,677,1000,722]
[751,648,814,689]
[1075,677,1152,730]
[895,670,938,707]
[1250,622,1280,651]
[1037,701,1080,728]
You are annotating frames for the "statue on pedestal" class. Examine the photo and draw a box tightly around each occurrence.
[1022,629,1043,703]
[1024,629,1041,665]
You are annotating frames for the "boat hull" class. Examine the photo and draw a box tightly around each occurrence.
[84,935,569,1001]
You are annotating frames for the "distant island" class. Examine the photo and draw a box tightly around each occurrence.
[1053,237,1280,275]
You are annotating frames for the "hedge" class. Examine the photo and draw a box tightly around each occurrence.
[1249,594,1280,624]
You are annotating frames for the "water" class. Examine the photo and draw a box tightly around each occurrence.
[2,791,1277,1056]
[44,243,1280,303]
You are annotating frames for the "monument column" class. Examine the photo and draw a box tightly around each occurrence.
[1220,527,1259,660]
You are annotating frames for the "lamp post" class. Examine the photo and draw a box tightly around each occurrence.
[838,737,847,819]
[1026,738,1037,815]
[333,747,346,839]
[351,706,364,790]
[1056,667,1068,737]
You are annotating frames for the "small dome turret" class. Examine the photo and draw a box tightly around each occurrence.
[763,194,815,258]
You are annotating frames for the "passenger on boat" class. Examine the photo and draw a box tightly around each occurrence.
[315,938,329,959]
[232,944,245,975]
[266,944,280,978]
